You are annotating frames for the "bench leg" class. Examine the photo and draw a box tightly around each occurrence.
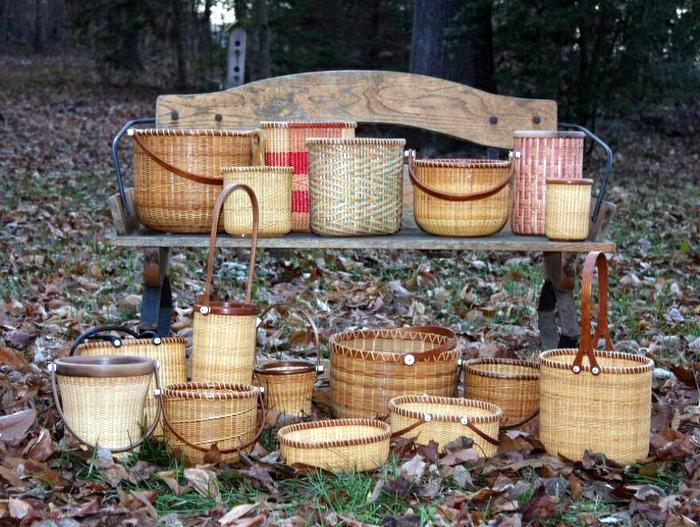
[538,252,579,349]
[139,247,172,337]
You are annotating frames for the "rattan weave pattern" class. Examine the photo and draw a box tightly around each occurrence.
[545,179,592,240]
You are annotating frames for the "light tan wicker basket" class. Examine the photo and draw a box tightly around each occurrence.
[539,252,654,463]
[464,358,540,430]
[389,395,501,457]
[49,355,161,453]
[409,154,512,237]
[130,128,263,233]
[278,419,390,473]
[222,166,293,236]
[161,382,264,464]
[330,327,460,419]
[307,138,405,236]
[192,184,259,384]
[545,178,592,241]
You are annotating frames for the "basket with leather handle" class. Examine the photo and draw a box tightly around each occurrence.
[130,128,263,233]
[539,251,654,463]
[191,183,260,384]
[408,152,512,237]
[330,326,460,419]
[254,304,324,417]
[70,325,186,437]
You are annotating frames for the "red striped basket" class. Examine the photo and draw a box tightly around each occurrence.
[260,121,357,232]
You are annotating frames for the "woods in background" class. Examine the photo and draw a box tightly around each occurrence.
[1,0,698,127]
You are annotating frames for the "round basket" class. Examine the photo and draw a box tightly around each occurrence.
[278,419,390,473]
[389,395,501,457]
[131,128,263,233]
[330,326,459,419]
[409,156,511,237]
[307,138,405,236]
[222,166,293,236]
[161,382,264,464]
[545,178,593,241]
[463,358,539,430]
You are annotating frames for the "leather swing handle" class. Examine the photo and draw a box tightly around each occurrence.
[390,415,499,446]
[69,325,141,356]
[200,183,260,309]
[501,409,540,430]
[572,251,614,375]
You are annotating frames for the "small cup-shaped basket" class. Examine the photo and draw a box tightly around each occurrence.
[464,358,540,431]
[278,419,390,473]
[545,178,593,241]
[389,395,502,457]
[222,166,293,236]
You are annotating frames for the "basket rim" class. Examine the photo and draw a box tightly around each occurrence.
[513,130,585,139]
[463,358,540,380]
[162,382,261,399]
[259,120,357,128]
[131,128,256,137]
[278,418,391,449]
[194,300,258,316]
[222,166,294,174]
[306,137,406,146]
[254,360,316,375]
[546,178,593,185]
[75,337,186,354]
[54,355,155,378]
[539,349,654,374]
[414,158,511,169]
[388,395,502,423]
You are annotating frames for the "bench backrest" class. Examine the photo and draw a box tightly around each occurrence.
[156,70,557,149]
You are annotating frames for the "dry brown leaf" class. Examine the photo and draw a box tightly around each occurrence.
[0,408,36,444]
[0,346,30,372]
[23,428,57,461]
[218,502,259,525]
[8,497,31,520]
[184,467,220,499]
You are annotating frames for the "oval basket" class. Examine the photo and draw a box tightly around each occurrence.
[278,419,390,473]
[330,326,459,419]
[389,395,502,457]
[463,358,540,430]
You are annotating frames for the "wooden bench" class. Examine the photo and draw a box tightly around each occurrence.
[108,70,616,347]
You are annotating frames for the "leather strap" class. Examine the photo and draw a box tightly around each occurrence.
[392,326,457,363]
[501,409,539,430]
[69,325,141,356]
[572,251,614,375]
[201,184,259,308]
[390,419,426,438]
[390,418,499,447]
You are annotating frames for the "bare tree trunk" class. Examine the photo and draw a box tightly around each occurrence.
[256,0,270,79]
[33,0,44,52]
[171,0,186,88]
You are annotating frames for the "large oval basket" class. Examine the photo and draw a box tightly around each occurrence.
[278,419,390,473]
[330,327,459,419]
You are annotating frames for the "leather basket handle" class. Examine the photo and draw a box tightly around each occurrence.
[200,183,260,309]
[572,251,614,375]
[251,129,265,167]
[69,325,141,356]
[390,414,499,447]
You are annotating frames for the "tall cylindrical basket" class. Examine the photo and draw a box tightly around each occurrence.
[545,178,593,241]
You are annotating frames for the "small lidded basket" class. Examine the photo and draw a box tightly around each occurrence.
[545,178,593,241]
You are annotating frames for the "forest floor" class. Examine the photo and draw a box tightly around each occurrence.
[0,53,699,526]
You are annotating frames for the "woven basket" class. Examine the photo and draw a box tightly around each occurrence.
[131,128,263,233]
[330,327,460,419]
[389,395,501,457]
[464,359,539,430]
[409,155,511,237]
[545,178,592,241]
[539,252,654,463]
[278,419,390,473]
[161,382,264,464]
[222,166,293,237]
[49,355,161,452]
[254,305,323,416]
[260,121,357,232]
[192,183,259,384]
[511,131,585,235]
[71,326,186,437]
[307,138,405,236]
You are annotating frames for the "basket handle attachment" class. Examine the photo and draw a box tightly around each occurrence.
[159,386,266,454]
[199,183,259,312]
[255,303,323,373]
[49,360,163,453]
[395,326,458,366]
[572,251,614,375]
[391,412,499,446]
[406,150,513,202]
[69,325,162,356]
[251,129,265,167]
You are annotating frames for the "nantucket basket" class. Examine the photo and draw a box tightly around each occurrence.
[70,325,186,437]
[260,120,357,232]
[49,355,161,452]
[330,327,460,419]
[539,252,654,463]
[545,178,593,241]
[307,138,405,236]
[130,128,263,233]
[511,131,585,235]
[161,382,264,464]
[254,305,324,417]
[389,395,502,457]
[278,419,390,473]
[409,154,512,237]
[222,166,293,236]
[192,183,260,384]
[464,359,540,430]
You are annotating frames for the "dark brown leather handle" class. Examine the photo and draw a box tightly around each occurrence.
[406,150,513,202]
[201,183,260,308]
[396,326,458,364]
[391,417,499,447]
[501,409,539,430]
[572,251,614,375]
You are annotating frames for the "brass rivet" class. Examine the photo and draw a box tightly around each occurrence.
[171,110,179,120]
[533,116,541,124]
[215,114,223,122]
[489,116,498,125]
